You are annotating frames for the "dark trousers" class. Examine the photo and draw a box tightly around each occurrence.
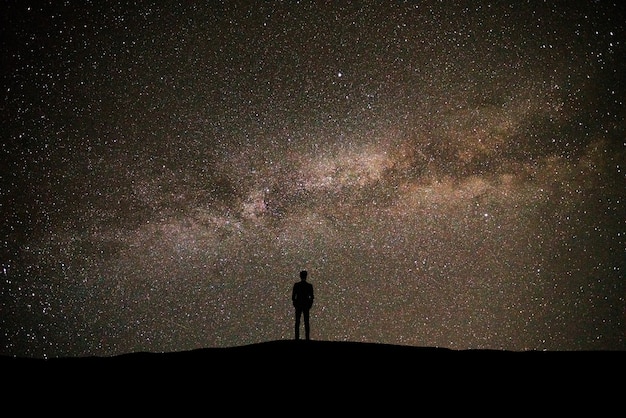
[294,306,310,340]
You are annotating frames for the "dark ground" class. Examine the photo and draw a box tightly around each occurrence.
[2,340,622,412]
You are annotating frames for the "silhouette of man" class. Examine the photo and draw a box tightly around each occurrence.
[292,270,314,340]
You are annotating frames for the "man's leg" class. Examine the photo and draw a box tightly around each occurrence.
[303,309,310,340]
[294,307,301,340]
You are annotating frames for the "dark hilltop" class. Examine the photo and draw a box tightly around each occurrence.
[1,339,621,412]
[3,339,616,379]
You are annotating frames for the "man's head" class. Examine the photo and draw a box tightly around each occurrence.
[300,270,307,281]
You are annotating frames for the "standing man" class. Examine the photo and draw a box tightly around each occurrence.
[292,270,314,340]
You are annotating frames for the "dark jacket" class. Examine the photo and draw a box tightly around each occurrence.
[292,281,314,310]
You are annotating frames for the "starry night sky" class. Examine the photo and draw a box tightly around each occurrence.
[2,1,625,358]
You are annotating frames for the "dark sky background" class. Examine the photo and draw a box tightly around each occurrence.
[2,1,625,358]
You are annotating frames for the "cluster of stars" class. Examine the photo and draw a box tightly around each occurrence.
[1,1,624,357]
